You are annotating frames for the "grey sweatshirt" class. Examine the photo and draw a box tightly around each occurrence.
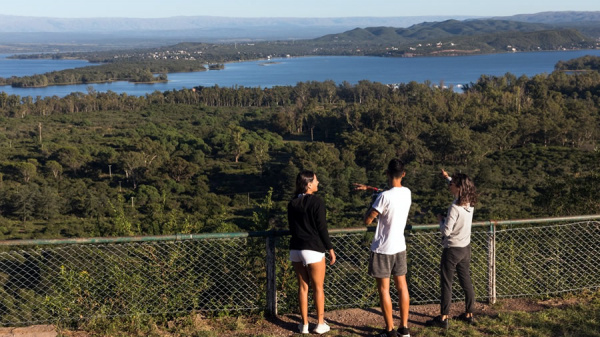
[439,201,474,248]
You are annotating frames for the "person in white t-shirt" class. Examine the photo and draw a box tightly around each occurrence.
[358,159,412,337]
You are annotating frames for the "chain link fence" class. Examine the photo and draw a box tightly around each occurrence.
[0,217,598,326]
[494,222,600,297]
[0,236,267,326]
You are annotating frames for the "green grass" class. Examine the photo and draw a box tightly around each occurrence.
[58,290,600,337]
[410,291,600,337]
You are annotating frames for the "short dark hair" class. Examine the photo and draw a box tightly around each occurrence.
[294,170,315,195]
[386,159,405,178]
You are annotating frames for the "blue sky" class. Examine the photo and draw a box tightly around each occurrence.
[1,0,598,18]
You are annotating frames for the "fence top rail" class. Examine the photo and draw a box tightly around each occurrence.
[1,214,599,247]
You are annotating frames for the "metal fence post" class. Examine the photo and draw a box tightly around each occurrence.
[266,232,278,316]
[487,221,497,304]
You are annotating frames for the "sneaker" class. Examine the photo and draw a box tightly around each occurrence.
[455,313,475,325]
[397,326,410,337]
[374,329,397,337]
[425,315,449,328]
[298,323,309,334]
[313,322,330,334]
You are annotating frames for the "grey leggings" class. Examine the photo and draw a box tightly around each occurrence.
[440,245,475,315]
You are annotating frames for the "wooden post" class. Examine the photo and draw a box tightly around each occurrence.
[488,221,497,304]
[266,232,277,316]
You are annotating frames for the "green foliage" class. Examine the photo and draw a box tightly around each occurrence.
[252,188,275,231]
[108,194,137,236]
[0,59,207,88]
[555,55,600,71]
[0,66,599,238]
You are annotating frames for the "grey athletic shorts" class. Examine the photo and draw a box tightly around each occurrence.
[368,250,407,278]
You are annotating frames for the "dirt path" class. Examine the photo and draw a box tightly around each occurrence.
[50,296,582,336]
[243,297,565,336]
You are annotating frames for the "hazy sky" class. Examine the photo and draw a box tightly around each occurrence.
[0,0,598,18]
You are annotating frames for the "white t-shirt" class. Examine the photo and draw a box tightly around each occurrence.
[370,186,412,254]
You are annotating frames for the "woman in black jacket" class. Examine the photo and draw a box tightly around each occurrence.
[289,170,336,334]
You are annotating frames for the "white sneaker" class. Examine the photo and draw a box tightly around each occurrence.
[298,323,309,334]
[313,322,330,334]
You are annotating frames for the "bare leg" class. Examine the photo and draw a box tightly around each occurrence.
[394,275,410,328]
[307,257,327,324]
[376,277,394,331]
[292,261,310,325]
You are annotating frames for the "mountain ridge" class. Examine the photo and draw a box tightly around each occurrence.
[1,11,598,33]
[314,19,555,44]
[0,11,598,53]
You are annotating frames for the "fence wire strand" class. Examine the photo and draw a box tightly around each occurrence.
[0,221,598,326]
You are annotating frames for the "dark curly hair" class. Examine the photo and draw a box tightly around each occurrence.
[451,173,478,207]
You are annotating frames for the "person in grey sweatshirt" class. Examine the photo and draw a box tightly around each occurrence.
[426,169,478,329]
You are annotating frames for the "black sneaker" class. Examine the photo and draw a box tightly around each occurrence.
[374,329,398,337]
[425,316,449,328]
[397,326,410,337]
[455,313,475,325]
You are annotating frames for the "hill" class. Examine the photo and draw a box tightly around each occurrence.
[0,14,476,50]
[314,19,552,44]
[312,20,596,56]
[1,12,599,52]
[493,11,600,39]
[496,11,600,24]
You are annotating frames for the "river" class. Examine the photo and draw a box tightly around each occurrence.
[2,49,600,97]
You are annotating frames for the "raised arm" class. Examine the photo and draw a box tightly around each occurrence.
[353,183,381,192]
[441,169,452,183]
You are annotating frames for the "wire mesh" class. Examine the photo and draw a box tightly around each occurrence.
[0,237,265,326]
[494,221,600,298]
[0,220,598,326]
[404,228,490,304]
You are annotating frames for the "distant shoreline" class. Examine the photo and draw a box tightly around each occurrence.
[2,49,600,96]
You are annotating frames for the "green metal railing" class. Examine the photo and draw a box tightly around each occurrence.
[0,215,598,326]
[4,214,598,246]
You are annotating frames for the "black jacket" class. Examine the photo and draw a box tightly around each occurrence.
[288,194,333,252]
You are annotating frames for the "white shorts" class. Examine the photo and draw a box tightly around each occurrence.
[289,249,325,265]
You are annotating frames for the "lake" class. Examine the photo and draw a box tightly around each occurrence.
[2,49,600,97]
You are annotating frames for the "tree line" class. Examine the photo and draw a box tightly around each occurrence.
[0,57,599,240]
[0,60,213,88]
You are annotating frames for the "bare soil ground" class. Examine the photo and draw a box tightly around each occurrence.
[8,296,581,337]
[247,297,562,336]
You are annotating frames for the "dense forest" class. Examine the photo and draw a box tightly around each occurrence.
[556,54,600,71]
[0,56,599,240]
